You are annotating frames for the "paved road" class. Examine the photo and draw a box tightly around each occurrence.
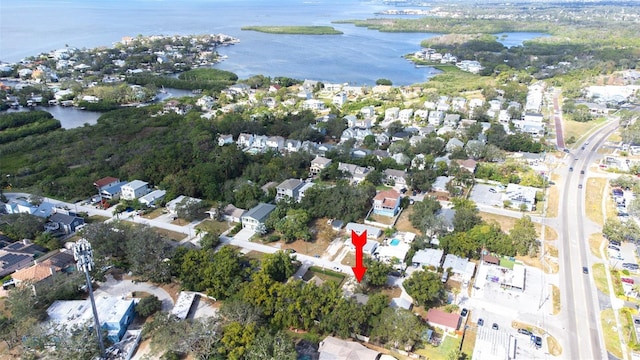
[559,119,618,360]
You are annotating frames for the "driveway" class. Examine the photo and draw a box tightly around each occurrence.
[233,227,256,242]
[95,275,175,311]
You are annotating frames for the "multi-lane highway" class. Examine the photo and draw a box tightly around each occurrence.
[559,119,619,360]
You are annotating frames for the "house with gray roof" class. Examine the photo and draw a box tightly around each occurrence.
[241,203,276,231]
[338,162,371,184]
[442,253,476,282]
[121,180,150,200]
[46,213,85,234]
[384,169,408,189]
[276,179,305,202]
[445,138,465,152]
[412,248,444,268]
[310,155,332,175]
[345,223,382,239]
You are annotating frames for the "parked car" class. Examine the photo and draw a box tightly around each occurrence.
[461,308,468,317]
[634,318,640,325]
[518,328,532,336]
[569,167,574,172]
[489,188,497,193]
[610,240,621,246]
[478,318,484,326]
[492,323,499,330]
[578,184,583,189]
[580,170,585,175]
[608,245,620,251]
[534,336,543,348]
[583,266,589,274]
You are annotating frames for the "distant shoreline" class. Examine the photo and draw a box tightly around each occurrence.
[241,26,343,35]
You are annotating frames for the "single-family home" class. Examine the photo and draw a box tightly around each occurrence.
[318,336,380,360]
[360,106,375,118]
[399,109,414,124]
[46,213,85,234]
[338,162,371,184]
[375,132,390,145]
[452,97,467,112]
[384,169,408,189]
[428,110,445,126]
[523,113,544,123]
[347,239,379,256]
[345,223,382,239]
[266,136,285,151]
[442,253,476,283]
[218,134,234,146]
[426,308,460,333]
[333,92,347,107]
[241,203,277,231]
[302,99,325,111]
[0,240,47,277]
[374,239,411,264]
[297,182,316,202]
[443,114,461,128]
[166,195,202,214]
[4,200,54,218]
[385,107,400,121]
[276,179,305,202]
[445,138,465,152]
[432,176,452,194]
[120,180,150,200]
[11,249,75,294]
[216,204,246,223]
[456,159,478,174]
[412,249,444,269]
[373,189,402,217]
[139,189,167,207]
[340,127,373,143]
[310,156,332,176]
[351,148,370,159]
[284,139,301,152]
[436,208,456,232]
[316,143,334,156]
[94,177,121,191]
[196,95,216,110]
[237,133,254,149]
[252,135,268,150]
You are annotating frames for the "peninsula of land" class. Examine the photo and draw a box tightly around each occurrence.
[241,26,343,35]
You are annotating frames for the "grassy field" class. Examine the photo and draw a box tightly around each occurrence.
[303,266,346,287]
[585,178,607,225]
[416,334,461,360]
[589,233,604,258]
[547,335,563,357]
[601,309,624,359]
[592,263,608,295]
[152,227,187,242]
[141,207,165,219]
[563,117,608,147]
[86,215,110,223]
[552,284,561,315]
[460,326,477,359]
[394,206,421,234]
[241,25,343,34]
[196,219,232,234]
[546,181,560,218]
[479,212,550,239]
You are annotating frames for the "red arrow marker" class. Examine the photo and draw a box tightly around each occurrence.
[351,230,367,282]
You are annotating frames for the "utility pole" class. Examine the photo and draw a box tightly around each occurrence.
[73,239,105,358]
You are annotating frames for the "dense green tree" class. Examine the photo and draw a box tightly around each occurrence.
[403,270,446,307]
[510,215,539,256]
[363,258,393,288]
[136,295,163,317]
[370,308,425,350]
[0,213,46,240]
[452,199,482,232]
[261,250,296,282]
[244,331,297,360]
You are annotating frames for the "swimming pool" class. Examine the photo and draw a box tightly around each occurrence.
[390,239,401,246]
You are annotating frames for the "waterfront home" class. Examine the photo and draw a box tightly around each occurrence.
[384,107,399,121]
[302,99,325,111]
[399,109,414,124]
[428,110,444,126]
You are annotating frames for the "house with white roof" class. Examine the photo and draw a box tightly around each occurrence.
[121,180,150,200]
[302,99,325,111]
[412,248,444,269]
[385,107,400,121]
[139,189,166,207]
[428,110,445,126]
[399,109,414,124]
[502,183,538,211]
[442,253,476,283]
[237,133,254,148]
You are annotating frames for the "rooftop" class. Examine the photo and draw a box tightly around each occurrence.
[426,308,460,330]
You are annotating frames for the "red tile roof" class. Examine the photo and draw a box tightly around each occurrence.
[426,308,460,330]
[374,189,400,202]
[94,177,120,188]
[12,262,57,282]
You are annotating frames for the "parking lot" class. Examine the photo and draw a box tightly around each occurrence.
[608,240,638,271]
[469,183,504,207]
[463,263,551,358]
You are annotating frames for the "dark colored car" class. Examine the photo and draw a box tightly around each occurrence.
[569,167,574,172]
[518,328,532,336]
[578,184,583,189]
[461,308,468,317]
[492,323,499,330]
[610,240,621,246]
[534,336,543,348]
[478,318,484,326]
[583,266,589,274]
[580,170,585,175]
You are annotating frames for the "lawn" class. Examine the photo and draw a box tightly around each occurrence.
[196,219,232,234]
[140,207,165,219]
[303,266,346,287]
[394,206,421,234]
[552,284,561,315]
[479,212,547,239]
[546,176,560,218]
[271,218,338,257]
[601,309,624,359]
[585,178,607,225]
[367,212,396,226]
[152,227,187,242]
[563,117,608,147]
[86,215,110,223]
[592,263,608,295]
[416,334,461,360]
[589,233,604,258]
[460,326,477,359]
